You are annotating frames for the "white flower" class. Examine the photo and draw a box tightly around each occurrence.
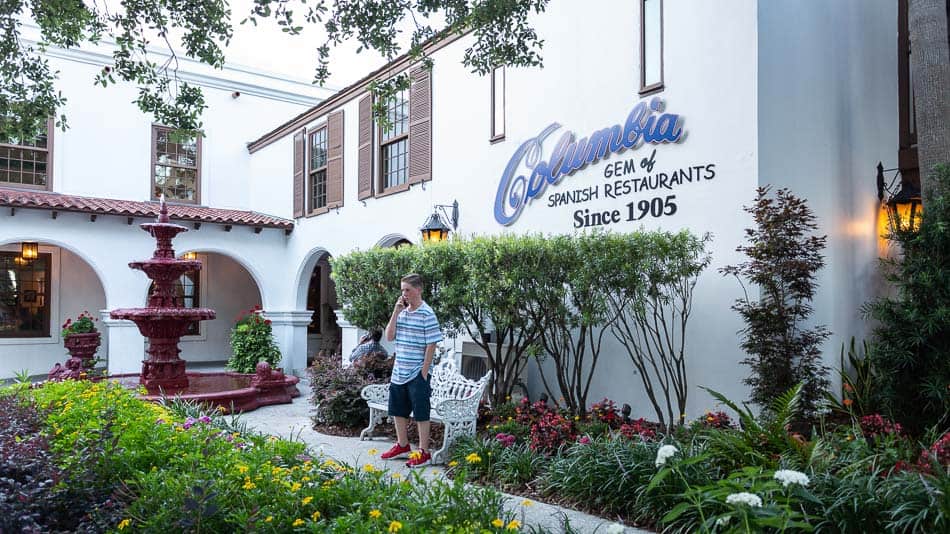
[654,444,678,467]
[773,469,810,487]
[726,492,763,507]
[605,524,625,534]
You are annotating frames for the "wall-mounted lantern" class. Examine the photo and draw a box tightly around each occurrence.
[421,200,459,243]
[20,241,38,262]
[877,162,922,233]
[182,251,198,260]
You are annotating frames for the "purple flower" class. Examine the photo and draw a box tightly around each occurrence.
[578,436,591,444]
[198,415,212,424]
[155,418,166,425]
[495,432,516,448]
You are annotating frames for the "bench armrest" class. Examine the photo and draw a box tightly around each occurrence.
[361,383,389,404]
[435,394,481,422]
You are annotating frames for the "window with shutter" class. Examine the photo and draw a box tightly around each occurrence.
[293,129,305,218]
[326,110,344,208]
[408,66,432,184]
[379,86,410,192]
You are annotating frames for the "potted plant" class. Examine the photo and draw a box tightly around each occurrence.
[227,306,282,374]
[61,311,101,371]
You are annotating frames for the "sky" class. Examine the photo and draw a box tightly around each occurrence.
[223,0,437,90]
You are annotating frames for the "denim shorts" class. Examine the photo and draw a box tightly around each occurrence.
[388,372,431,422]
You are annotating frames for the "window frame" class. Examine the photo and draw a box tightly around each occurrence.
[0,118,54,191]
[639,0,665,95]
[490,66,506,143]
[307,124,330,215]
[0,251,53,339]
[376,86,411,196]
[150,125,202,204]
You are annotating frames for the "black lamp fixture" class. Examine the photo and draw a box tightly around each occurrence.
[420,200,459,243]
[877,162,922,233]
[20,241,38,262]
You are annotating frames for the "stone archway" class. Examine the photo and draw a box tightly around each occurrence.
[303,251,341,363]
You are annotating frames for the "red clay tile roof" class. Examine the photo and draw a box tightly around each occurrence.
[0,187,294,231]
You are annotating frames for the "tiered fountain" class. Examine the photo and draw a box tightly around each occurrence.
[109,197,299,412]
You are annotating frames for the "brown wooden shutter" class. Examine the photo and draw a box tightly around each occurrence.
[293,129,305,218]
[408,66,432,184]
[327,110,344,208]
[357,95,373,200]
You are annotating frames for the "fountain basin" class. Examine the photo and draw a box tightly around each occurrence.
[109,370,300,414]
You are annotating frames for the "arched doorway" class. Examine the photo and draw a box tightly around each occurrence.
[305,252,341,362]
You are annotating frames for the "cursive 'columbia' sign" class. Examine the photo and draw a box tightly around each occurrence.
[493,97,685,226]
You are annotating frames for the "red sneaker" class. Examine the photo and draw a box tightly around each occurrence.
[380,443,411,460]
[405,449,432,468]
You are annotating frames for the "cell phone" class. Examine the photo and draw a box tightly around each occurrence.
[402,296,409,307]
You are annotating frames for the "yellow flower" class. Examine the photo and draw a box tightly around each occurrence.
[448,460,459,467]
[292,518,304,527]
[364,463,377,473]
[492,518,505,528]
[368,448,379,455]
[574,415,580,421]
[311,510,321,521]
[237,464,249,474]
[302,476,311,482]
[369,509,382,519]
[290,482,302,492]
[506,519,521,530]
[242,477,256,490]
[302,496,313,505]
[117,519,131,530]
[218,405,228,413]
[391,473,403,480]
[465,452,482,464]
[265,516,273,523]
[521,499,533,507]
[388,520,403,533]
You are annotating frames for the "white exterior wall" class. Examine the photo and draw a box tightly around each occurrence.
[757,1,899,386]
[1,40,327,378]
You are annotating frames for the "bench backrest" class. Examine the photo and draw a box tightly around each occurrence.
[430,359,491,406]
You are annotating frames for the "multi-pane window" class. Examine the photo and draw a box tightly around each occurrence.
[0,252,51,338]
[152,126,200,203]
[0,121,52,189]
[640,0,664,93]
[491,66,506,141]
[148,271,200,335]
[380,87,409,190]
[309,127,328,211]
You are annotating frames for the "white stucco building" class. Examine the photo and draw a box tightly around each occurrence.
[2,1,914,419]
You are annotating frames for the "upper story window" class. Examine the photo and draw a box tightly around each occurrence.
[0,251,51,338]
[309,127,328,211]
[491,66,506,142]
[0,120,52,190]
[379,87,410,191]
[152,126,200,203]
[640,0,664,94]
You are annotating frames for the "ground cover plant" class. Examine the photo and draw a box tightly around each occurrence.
[4,379,521,533]
[451,388,950,532]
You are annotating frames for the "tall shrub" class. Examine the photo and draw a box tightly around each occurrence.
[330,246,415,330]
[227,307,281,373]
[531,234,617,416]
[606,231,711,429]
[865,164,950,434]
[721,187,830,415]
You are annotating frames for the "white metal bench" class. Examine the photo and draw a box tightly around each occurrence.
[360,359,492,464]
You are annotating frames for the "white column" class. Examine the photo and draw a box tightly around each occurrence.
[335,311,363,369]
[263,310,312,375]
[100,311,145,375]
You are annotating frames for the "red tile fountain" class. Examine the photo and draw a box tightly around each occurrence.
[108,197,299,412]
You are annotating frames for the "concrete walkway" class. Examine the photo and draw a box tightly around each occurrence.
[235,377,650,534]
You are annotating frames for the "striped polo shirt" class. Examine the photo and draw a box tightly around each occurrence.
[391,301,443,384]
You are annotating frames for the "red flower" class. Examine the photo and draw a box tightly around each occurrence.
[264,320,272,325]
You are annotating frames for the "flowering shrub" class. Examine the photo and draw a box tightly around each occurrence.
[918,431,950,471]
[61,311,97,337]
[227,306,281,373]
[859,414,903,440]
[619,418,657,441]
[11,379,516,532]
[529,411,576,454]
[588,398,621,428]
[514,397,552,427]
[495,433,516,448]
[694,410,734,430]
